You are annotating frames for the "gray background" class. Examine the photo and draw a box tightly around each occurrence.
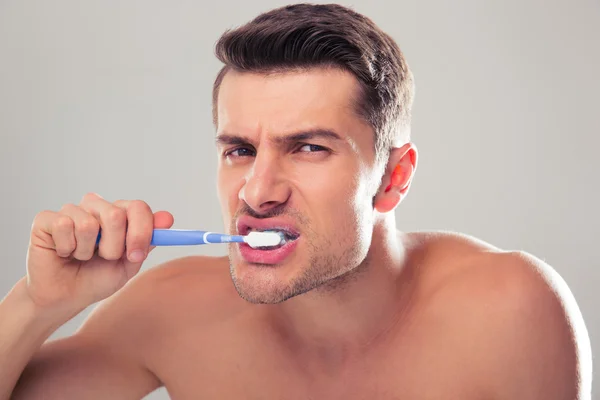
[1,0,598,398]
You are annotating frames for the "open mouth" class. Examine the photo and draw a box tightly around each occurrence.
[236,217,301,264]
[238,227,300,265]
[248,228,300,250]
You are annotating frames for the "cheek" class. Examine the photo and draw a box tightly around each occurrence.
[304,166,367,230]
[340,170,377,239]
[302,164,357,198]
[217,171,242,220]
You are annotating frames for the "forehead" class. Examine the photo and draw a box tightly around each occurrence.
[216,67,369,137]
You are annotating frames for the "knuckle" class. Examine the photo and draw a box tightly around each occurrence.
[105,206,127,228]
[54,215,74,232]
[32,210,52,226]
[130,199,152,213]
[59,203,77,213]
[80,192,100,204]
[76,217,99,237]
[35,209,52,219]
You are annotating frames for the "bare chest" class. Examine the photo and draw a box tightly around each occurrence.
[150,329,482,400]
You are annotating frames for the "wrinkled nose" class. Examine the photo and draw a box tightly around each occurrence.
[238,153,291,214]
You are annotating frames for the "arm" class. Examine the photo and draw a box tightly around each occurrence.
[0,277,75,399]
[5,271,162,400]
[2,194,174,399]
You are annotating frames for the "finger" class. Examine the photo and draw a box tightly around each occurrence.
[147,211,175,253]
[52,214,77,257]
[79,193,127,261]
[31,210,76,257]
[114,200,155,263]
[153,210,174,229]
[59,203,100,261]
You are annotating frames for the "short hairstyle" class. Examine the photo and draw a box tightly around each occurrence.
[212,3,414,165]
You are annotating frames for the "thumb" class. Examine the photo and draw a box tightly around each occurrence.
[147,211,175,254]
[123,210,175,279]
[153,210,175,229]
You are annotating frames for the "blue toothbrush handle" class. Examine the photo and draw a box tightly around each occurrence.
[96,229,245,246]
[150,229,243,245]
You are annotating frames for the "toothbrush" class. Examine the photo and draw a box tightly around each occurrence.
[96,229,284,249]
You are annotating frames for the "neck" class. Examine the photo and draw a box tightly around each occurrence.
[268,216,416,360]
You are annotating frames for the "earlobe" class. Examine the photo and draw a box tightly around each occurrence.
[374,189,401,213]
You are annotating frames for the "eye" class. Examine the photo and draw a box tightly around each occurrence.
[225,147,255,158]
[297,144,327,153]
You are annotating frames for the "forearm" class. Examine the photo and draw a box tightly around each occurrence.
[0,277,79,399]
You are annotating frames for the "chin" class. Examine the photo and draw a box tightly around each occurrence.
[227,254,314,304]
[229,263,296,304]
[226,237,366,303]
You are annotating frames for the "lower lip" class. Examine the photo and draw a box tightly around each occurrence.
[238,238,299,265]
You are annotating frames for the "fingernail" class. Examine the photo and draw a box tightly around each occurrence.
[128,250,146,263]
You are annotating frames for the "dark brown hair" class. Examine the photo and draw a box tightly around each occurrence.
[212,3,414,165]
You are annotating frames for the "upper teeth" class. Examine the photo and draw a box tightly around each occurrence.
[249,228,293,240]
[251,227,283,233]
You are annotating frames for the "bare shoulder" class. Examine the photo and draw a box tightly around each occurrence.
[414,232,592,400]
[78,254,237,340]
[74,254,242,380]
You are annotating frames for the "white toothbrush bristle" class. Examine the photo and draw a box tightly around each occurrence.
[246,231,284,248]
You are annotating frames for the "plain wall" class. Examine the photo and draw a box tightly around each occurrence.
[1,0,598,398]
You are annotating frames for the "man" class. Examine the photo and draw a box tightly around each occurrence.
[0,3,592,399]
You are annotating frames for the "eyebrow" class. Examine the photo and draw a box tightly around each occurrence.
[215,128,344,147]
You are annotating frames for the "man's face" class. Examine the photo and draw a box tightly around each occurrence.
[215,67,381,304]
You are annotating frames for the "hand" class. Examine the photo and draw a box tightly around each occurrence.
[25,193,174,312]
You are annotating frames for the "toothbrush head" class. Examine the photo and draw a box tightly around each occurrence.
[244,231,285,248]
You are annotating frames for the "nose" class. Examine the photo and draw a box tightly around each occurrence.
[239,152,291,214]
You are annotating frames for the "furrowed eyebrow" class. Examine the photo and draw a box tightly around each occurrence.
[214,134,252,147]
[272,129,344,145]
[215,129,344,147]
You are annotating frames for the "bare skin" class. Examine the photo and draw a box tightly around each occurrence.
[9,235,589,399]
[2,67,592,399]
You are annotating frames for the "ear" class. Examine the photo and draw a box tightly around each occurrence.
[373,143,418,213]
